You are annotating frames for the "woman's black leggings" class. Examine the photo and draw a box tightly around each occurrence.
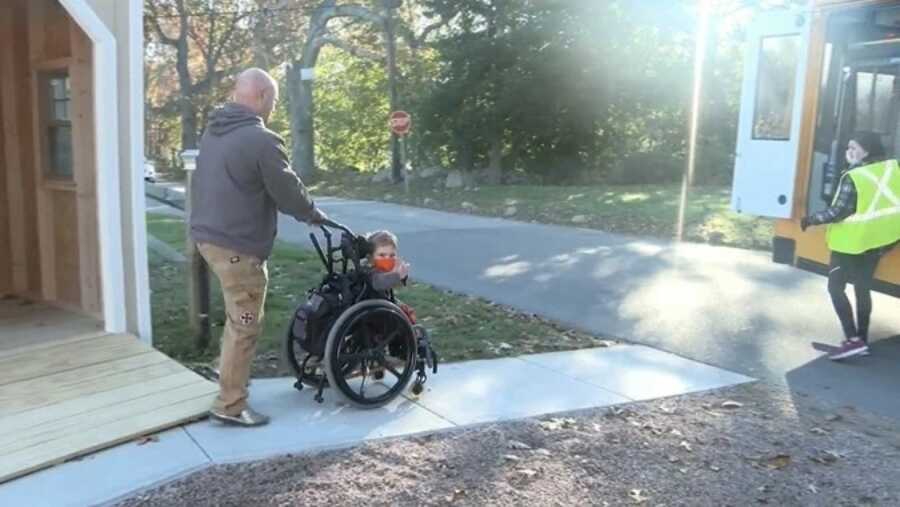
[827,250,883,341]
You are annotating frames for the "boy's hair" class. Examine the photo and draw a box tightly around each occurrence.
[366,230,398,252]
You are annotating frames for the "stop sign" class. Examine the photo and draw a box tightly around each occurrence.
[389,111,411,136]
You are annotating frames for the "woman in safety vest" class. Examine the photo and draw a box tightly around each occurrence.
[800,131,900,360]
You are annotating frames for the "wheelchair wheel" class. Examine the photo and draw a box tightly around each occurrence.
[324,299,417,409]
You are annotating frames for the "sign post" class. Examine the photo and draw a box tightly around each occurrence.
[389,111,411,193]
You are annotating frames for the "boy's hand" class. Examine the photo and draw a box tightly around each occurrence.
[395,260,410,279]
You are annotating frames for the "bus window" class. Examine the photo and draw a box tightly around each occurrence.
[855,71,897,138]
[753,35,801,140]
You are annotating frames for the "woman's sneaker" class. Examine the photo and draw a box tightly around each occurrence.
[828,339,868,360]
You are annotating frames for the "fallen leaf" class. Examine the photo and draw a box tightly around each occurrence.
[721,400,744,409]
[668,455,680,463]
[757,485,772,493]
[629,489,648,504]
[679,441,693,452]
[533,449,552,457]
[810,450,841,465]
[678,467,688,474]
[517,468,538,478]
[136,435,159,446]
[507,440,532,450]
[809,427,830,436]
[808,484,819,494]
[540,417,576,431]
[710,465,721,472]
[446,488,466,502]
[766,454,791,470]
[503,454,522,462]
[670,429,684,438]
[825,414,843,422]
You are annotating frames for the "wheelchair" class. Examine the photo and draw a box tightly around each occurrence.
[282,220,438,408]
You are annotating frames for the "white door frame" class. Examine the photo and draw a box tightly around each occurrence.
[58,0,127,334]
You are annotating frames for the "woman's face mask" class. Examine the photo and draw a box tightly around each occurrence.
[846,140,868,165]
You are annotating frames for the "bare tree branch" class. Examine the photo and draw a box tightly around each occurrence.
[300,3,385,65]
[145,0,181,46]
[401,13,457,49]
[318,33,384,61]
[210,10,254,71]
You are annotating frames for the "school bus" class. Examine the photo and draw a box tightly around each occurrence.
[732,0,900,297]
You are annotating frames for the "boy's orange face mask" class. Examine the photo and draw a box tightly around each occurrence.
[373,258,396,272]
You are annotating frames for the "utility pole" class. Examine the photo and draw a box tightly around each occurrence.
[384,0,403,184]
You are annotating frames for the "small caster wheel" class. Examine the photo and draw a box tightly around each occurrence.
[374,370,385,380]
[411,382,424,395]
[314,393,325,403]
[293,381,304,392]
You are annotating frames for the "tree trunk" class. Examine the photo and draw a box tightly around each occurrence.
[385,7,402,183]
[175,37,198,150]
[484,0,504,186]
[284,1,386,180]
[486,139,503,185]
[286,62,317,181]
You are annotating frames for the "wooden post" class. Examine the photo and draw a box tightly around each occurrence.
[181,149,211,350]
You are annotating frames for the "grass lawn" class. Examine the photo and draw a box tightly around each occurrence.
[147,213,611,376]
[310,171,774,251]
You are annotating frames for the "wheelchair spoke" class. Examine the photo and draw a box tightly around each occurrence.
[376,357,403,379]
[383,329,403,345]
[359,360,368,396]
[337,352,367,363]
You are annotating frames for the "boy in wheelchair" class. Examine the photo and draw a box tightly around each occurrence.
[363,230,419,327]
[285,224,436,408]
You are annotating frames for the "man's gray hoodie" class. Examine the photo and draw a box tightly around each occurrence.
[190,103,317,259]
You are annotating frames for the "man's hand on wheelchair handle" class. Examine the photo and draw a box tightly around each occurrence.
[800,216,811,232]
[307,207,329,226]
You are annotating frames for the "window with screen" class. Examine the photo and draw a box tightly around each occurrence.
[752,35,801,140]
[855,70,898,136]
[43,72,73,180]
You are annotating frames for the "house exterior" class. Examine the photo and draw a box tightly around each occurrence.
[1,0,150,340]
[0,0,216,484]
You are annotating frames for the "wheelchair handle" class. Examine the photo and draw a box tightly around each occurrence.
[319,219,354,237]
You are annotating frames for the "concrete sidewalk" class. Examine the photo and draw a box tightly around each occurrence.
[0,345,751,507]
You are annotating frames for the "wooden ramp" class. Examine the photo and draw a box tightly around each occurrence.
[0,332,218,483]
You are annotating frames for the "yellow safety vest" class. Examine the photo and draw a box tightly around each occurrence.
[827,159,900,254]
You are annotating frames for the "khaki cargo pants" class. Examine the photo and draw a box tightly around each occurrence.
[198,242,268,416]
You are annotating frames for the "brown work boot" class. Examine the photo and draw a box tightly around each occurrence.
[209,406,270,427]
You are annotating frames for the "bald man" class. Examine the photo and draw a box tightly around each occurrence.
[191,68,327,426]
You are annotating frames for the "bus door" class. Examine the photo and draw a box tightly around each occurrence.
[732,9,811,218]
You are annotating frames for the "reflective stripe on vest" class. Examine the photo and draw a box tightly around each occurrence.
[826,159,900,254]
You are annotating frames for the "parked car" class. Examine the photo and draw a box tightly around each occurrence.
[144,160,157,183]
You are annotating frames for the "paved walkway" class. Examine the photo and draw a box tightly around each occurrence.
[0,346,750,507]
[276,198,900,421]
